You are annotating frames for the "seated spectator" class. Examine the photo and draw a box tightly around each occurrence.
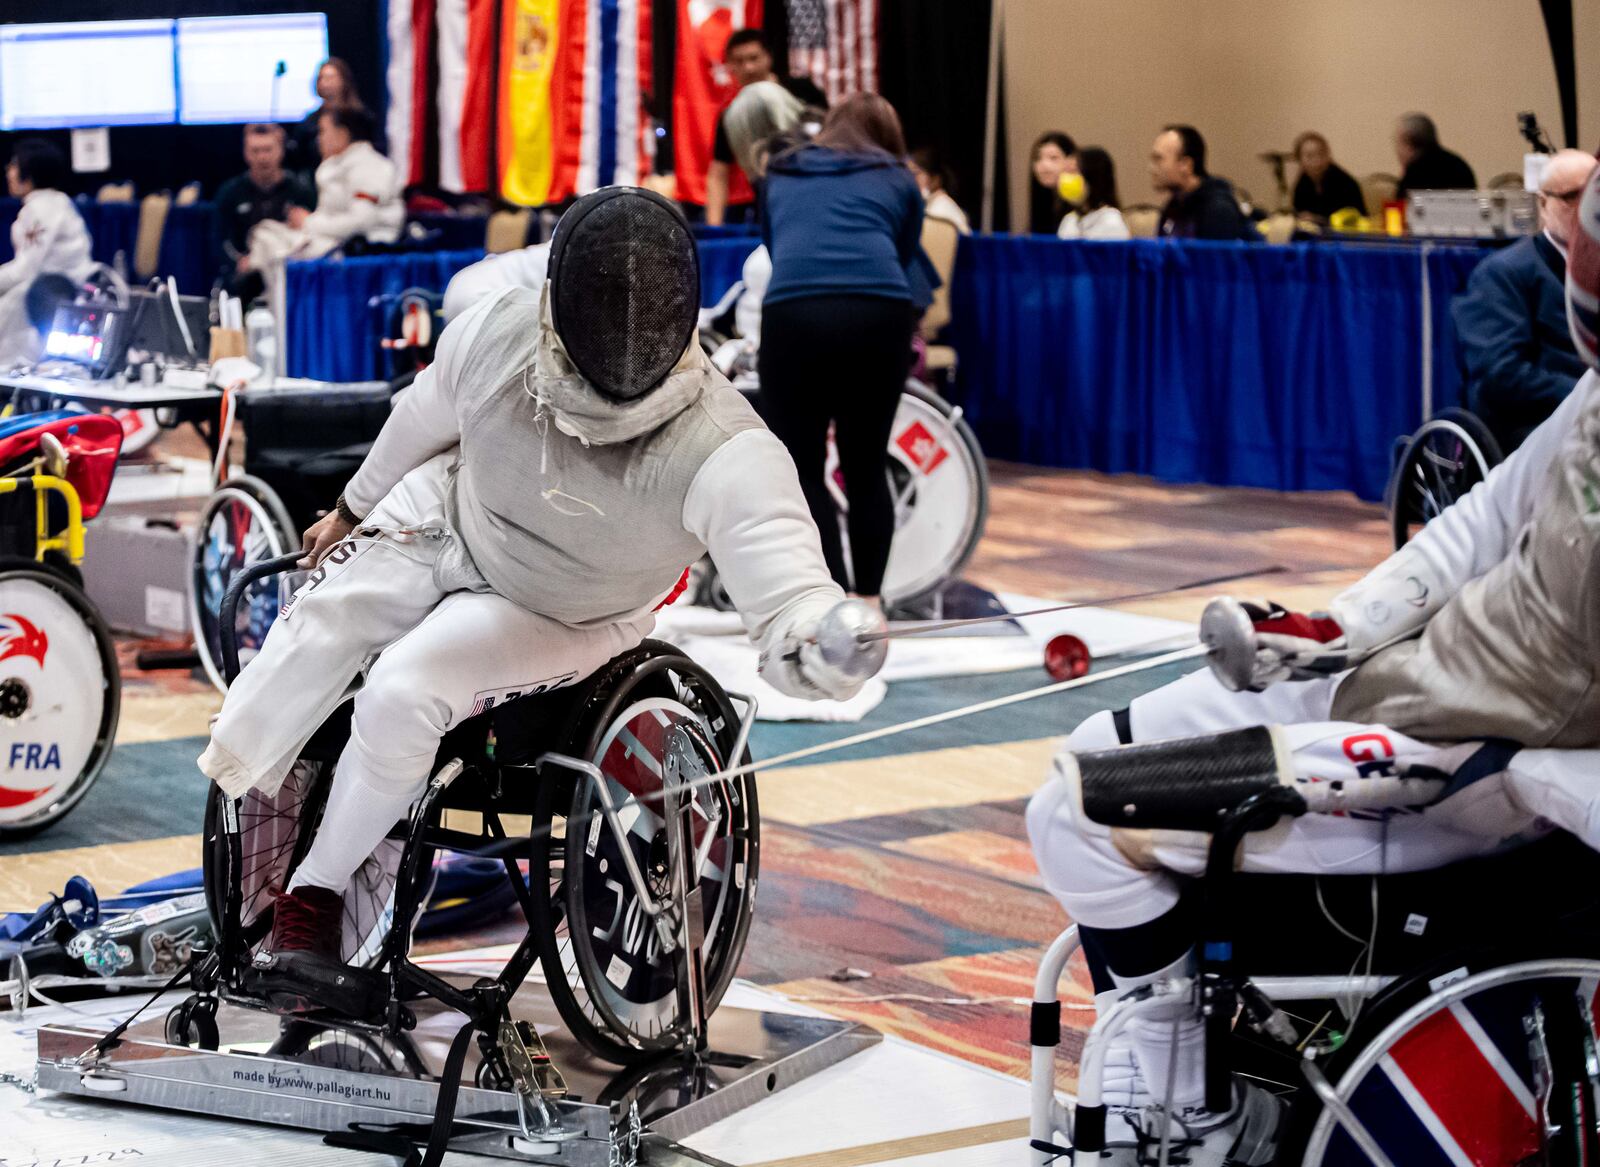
[1291,131,1366,221]
[909,147,970,235]
[1057,146,1128,240]
[705,29,827,226]
[1394,113,1476,198]
[0,139,94,368]
[1452,148,1597,452]
[1028,131,1077,234]
[249,107,403,270]
[215,124,315,303]
[1152,124,1257,241]
[290,57,364,172]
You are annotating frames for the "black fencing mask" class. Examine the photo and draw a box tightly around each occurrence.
[547,187,700,403]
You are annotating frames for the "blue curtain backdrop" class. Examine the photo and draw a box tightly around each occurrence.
[950,237,1490,501]
[0,197,214,295]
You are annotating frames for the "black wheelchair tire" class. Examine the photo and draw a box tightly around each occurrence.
[189,474,298,694]
[1387,407,1503,550]
[529,641,759,1064]
[0,563,120,840]
[164,998,220,1050]
[1280,935,1600,1165]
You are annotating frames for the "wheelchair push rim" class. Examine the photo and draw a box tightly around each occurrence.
[1299,957,1600,1167]
[534,649,759,1062]
[0,565,119,838]
[189,476,297,694]
[825,381,988,606]
[1388,409,1502,549]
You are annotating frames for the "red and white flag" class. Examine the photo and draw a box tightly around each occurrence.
[672,0,762,207]
[786,0,876,106]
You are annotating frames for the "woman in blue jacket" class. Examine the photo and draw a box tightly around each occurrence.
[758,93,924,607]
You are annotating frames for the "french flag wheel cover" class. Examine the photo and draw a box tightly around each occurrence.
[0,564,119,838]
[1298,957,1600,1166]
[189,476,297,694]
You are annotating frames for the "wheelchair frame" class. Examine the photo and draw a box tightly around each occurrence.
[187,552,759,1147]
[1030,785,1600,1167]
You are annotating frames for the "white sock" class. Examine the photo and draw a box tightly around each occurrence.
[1108,950,1209,1119]
[287,768,419,895]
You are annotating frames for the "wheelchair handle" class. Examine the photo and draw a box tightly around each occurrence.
[219,552,304,685]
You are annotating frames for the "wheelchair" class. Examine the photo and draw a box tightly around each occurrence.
[1385,406,1503,549]
[1031,727,1600,1166]
[177,553,760,1084]
[0,410,123,839]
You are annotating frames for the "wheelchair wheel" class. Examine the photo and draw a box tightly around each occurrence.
[1388,408,1503,549]
[0,564,120,840]
[825,380,989,606]
[202,756,431,972]
[189,475,298,694]
[1294,954,1600,1166]
[531,643,759,1063]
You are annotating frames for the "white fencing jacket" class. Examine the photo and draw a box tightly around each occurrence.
[303,141,404,250]
[0,190,94,297]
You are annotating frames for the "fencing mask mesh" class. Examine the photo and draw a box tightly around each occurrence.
[548,187,700,402]
[1568,161,1600,373]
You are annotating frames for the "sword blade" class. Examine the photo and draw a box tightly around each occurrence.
[857,565,1290,643]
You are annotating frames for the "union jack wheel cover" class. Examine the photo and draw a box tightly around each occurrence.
[1302,958,1600,1166]
[0,567,119,836]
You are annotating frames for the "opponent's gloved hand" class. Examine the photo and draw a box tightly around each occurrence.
[762,598,889,701]
[1201,596,1350,692]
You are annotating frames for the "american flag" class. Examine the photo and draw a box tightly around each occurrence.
[787,0,877,105]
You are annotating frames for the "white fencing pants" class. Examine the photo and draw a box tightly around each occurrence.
[200,453,652,895]
[1026,666,1599,931]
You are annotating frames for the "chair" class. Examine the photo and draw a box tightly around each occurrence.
[95,182,135,203]
[1261,212,1297,244]
[1122,204,1161,238]
[133,193,172,282]
[918,216,960,377]
[1361,172,1400,214]
[174,182,202,207]
[1487,171,1525,191]
[485,208,533,254]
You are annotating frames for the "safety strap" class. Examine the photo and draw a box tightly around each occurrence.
[323,1016,477,1167]
[89,957,196,1056]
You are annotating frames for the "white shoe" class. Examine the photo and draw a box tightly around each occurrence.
[1099,1080,1284,1166]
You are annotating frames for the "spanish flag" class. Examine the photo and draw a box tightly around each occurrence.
[497,0,656,206]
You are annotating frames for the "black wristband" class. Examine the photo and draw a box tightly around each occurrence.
[335,493,362,526]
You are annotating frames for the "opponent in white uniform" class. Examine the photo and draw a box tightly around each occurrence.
[0,141,94,368]
[201,188,883,1005]
[1028,162,1600,1164]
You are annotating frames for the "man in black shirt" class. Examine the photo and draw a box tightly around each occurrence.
[704,29,826,226]
[214,124,315,301]
[1152,124,1259,242]
[1394,113,1476,199]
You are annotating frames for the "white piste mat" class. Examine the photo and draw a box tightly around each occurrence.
[651,592,1195,723]
[1,965,1032,1166]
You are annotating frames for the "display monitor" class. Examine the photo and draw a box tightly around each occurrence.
[0,20,177,130]
[176,13,329,125]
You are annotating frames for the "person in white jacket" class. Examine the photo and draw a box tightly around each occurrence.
[1027,161,1600,1164]
[200,188,884,1012]
[248,106,403,268]
[1056,147,1130,241]
[0,140,95,368]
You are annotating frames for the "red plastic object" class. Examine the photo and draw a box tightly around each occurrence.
[1044,634,1091,681]
[0,414,124,519]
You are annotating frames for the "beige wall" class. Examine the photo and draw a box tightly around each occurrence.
[1003,0,1600,227]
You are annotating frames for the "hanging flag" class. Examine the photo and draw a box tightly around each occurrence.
[787,0,875,106]
[672,0,762,207]
[435,0,498,193]
[386,0,440,187]
[496,0,655,204]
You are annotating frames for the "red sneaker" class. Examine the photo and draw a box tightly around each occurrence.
[247,886,382,1018]
[268,886,344,958]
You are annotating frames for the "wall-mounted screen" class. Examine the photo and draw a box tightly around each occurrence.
[177,13,330,125]
[0,20,178,130]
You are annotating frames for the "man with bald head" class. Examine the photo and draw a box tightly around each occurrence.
[1452,148,1598,450]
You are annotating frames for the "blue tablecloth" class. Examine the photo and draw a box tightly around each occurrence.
[950,236,1489,501]
[286,249,487,382]
[286,238,761,379]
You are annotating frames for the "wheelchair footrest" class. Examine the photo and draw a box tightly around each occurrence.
[241,952,389,1021]
[1073,725,1297,831]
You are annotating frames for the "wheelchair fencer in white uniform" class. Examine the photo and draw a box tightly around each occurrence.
[199,190,887,1019]
[446,243,989,612]
[1026,165,1600,1165]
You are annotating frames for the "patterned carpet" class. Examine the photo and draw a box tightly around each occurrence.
[0,457,1391,1094]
